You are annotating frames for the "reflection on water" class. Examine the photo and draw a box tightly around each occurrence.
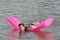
[33,30,54,40]
[7,29,54,40]
[7,29,20,40]
[19,31,25,38]
[7,29,27,40]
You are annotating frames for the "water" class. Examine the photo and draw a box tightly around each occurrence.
[0,0,60,40]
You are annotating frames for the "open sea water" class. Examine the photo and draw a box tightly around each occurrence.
[0,0,60,40]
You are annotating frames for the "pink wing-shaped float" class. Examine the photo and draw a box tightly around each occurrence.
[32,18,55,31]
[6,16,22,30]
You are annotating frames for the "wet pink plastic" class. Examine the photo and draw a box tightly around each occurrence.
[6,16,22,30]
[32,18,55,31]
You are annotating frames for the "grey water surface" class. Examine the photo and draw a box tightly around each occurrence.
[0,0,60,40]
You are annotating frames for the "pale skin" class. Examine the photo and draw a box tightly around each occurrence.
[19,25,25,32]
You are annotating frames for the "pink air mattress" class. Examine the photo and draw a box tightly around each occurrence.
[6,16,22,30]
[32,18,55,31]
[6,17,55,31]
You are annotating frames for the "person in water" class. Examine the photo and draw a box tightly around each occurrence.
[18,23,36,32]
[19,23,39,37]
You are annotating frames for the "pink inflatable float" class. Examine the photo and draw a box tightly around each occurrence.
[32,18,55,31]
[6,16,22,30]
[6,16,55,31]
